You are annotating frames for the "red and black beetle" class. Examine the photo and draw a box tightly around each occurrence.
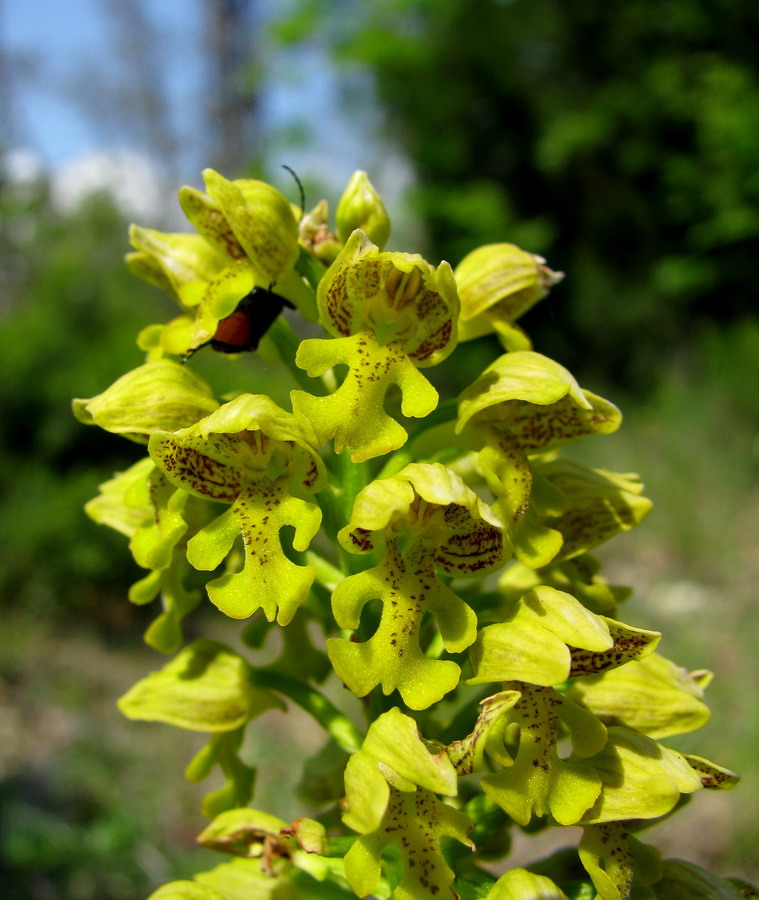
[184,166,304,361]
[184,286,295,359]
[208,286,295,353]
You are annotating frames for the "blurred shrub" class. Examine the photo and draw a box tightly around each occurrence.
[274,0,759,387]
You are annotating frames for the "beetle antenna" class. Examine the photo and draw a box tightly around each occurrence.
[281,164,306,219]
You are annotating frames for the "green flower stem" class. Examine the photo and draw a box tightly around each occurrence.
[304,549,344,593]
[296,244,328,292]
[375,398,459,479]
[424,629,445,660]
[290,867,362,899]
[338,451,370,519]
[334,451,371,575]
[250,668,364,754]
[266,316,329,395]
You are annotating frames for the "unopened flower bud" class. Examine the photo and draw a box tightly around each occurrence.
[455,242,564,347]
[335,171,391,249]
[299,199,341,265]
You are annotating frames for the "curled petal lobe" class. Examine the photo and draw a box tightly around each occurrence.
[684,755,740,790]
[292,333,439,462]
[568,617,660,677]
[446,690,523,775]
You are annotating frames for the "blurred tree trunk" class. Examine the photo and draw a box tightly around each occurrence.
[203,0,261,176]
[97,0,180,177]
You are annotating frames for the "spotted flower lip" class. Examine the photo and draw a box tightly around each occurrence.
[148,394,325,624]
[480,682,606,826]
[328,463,506,709]
[291,234,460,461]
[342,709,471,900]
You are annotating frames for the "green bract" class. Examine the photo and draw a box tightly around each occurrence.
[73,167,752,900]
[73,359,219,441]
[479,682,607,826]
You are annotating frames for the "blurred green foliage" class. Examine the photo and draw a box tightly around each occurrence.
[0,171,166,620]
[275,0,759,386]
